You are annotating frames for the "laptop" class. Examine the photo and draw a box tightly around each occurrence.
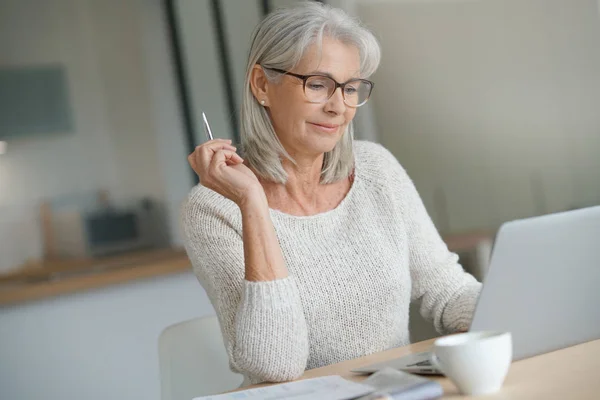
[353,205,600,375]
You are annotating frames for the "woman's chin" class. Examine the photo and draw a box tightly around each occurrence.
[313,136,342,154]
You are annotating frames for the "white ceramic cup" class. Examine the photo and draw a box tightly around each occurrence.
[431,331,512,396]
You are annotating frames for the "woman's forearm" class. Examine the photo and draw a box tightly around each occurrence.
[232,189,308,382]
[239,189,288,282]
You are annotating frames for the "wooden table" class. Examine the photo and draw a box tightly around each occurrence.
[241,338,600,399]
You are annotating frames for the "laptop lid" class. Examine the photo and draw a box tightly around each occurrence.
[470,206,600,360]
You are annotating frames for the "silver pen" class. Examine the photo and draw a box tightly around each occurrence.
[202,111,214,141]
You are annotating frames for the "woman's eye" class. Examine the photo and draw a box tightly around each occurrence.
[308,83,327,90]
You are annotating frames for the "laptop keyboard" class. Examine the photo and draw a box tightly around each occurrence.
[406,359,432,367]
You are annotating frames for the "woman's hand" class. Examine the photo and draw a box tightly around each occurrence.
[188,139,264,206]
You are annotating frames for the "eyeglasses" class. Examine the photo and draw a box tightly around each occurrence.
[263,67,374,108]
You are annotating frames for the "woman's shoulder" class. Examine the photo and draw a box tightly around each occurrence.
[181,184,240,239]
[352,140,409,184]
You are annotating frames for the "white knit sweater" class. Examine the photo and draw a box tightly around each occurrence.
[181,140,481,386]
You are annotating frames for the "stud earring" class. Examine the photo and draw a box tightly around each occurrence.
[260,100,266,105]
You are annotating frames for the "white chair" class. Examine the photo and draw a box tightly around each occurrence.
[159,316,243,400]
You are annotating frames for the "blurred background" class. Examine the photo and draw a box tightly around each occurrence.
[0,0,599,399]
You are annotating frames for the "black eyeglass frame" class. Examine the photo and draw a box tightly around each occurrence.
[263,67,374,108]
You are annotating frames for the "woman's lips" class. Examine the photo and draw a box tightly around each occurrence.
[308,122,340,133]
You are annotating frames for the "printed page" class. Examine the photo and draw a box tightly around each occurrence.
[193,375,374,400]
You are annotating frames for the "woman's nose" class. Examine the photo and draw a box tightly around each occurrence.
[324,87,346,114]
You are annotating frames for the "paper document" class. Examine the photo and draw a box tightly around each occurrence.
[192,375,373,400]
[356,368,443,400]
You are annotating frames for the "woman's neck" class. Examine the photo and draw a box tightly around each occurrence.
[261,154,324,209]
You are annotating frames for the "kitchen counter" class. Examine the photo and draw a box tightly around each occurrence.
[0,248,191,306]
[0,230,493,307]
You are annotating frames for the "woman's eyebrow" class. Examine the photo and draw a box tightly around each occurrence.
[307,70,361,81]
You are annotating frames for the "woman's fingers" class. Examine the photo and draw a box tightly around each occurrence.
[225,152,244,165]
[202,139,233,150]
[188,140,245,193]
[190,141,237,168]
[187,142,259,204]
[202,138,231,145]
[209,149,244,171]
[196,141,235,154]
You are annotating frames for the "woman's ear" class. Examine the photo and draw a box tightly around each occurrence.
[250,64,270,107]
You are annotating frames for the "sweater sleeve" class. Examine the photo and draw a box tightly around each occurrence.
[181,186,309,384]
[374,143,482,334]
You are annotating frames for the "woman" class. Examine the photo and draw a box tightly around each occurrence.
[182,2,481,386]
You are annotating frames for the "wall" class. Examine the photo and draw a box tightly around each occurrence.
[221,0,263,113]
[139,0,195,246]
[175,0,235,144]
[0,0,118,208]
[0,2,210,399]
[0,0,192,271]
[358,0,600,233]
[0,272,214,400]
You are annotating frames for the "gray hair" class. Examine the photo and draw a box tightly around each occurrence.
[240,1,381,184]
